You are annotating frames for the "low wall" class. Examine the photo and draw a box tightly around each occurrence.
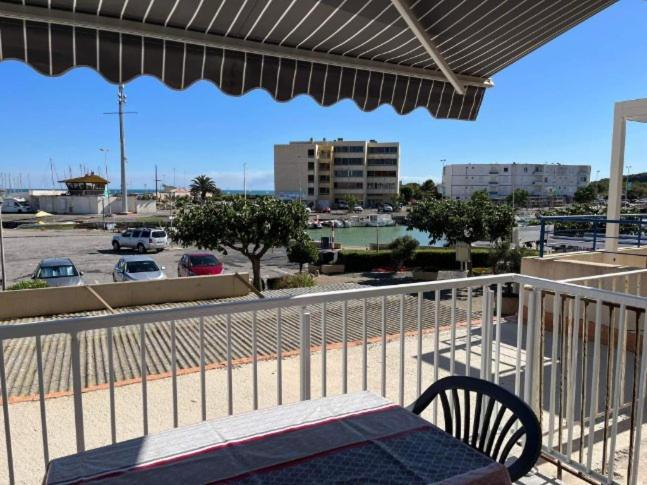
[0,273,250,320]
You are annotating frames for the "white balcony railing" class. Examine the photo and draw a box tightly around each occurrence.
[0,274,645,484]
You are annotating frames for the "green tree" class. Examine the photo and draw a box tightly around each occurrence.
[420,179,440,199]
[287,237,320,272]
[189,175,220,201]
[342,195,360,211]
[399,182,422,204]
[407,191,514,269]
[505,189,529,208]
[388,235,419,271]
[573,184,596,204]
[172,197,309,290]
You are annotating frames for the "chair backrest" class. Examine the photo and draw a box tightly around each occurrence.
[407,376,541,482]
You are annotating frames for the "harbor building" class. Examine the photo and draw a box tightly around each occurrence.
[441,163,590,201]
[274,139,399,209]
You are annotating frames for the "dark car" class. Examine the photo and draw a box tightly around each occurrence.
[178,253,224,277]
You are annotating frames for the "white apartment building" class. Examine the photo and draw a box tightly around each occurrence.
[441,163,591,201]
[274,139,399,208]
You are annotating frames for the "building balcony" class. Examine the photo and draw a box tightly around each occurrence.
[0,271,643,484]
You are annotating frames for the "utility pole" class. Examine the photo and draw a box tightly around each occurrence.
[243,162,247,200]
[104,85,136,214]
[155,165,161,200]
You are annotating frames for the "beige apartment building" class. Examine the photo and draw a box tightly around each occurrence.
[274,139,399,209]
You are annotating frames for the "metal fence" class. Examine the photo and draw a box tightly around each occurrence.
[537,215,647,256]
[0,274,645,484]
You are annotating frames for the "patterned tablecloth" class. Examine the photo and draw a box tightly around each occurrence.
[45,391,512,484]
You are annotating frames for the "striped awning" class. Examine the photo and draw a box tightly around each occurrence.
[0,1,616,120]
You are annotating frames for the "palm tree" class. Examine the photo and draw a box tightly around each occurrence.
[190,175,220,201]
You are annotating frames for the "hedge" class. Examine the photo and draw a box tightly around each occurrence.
[338,248,492,273]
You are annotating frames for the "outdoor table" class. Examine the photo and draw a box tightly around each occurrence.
[45,391,512,484]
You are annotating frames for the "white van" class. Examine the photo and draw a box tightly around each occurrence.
[0,198,33,213]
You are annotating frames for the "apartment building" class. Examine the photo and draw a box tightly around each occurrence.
[441,163,591,201]
[274,139,399,208]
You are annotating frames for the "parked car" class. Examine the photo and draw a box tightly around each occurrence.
[178,253,224,277]
[112,227,168,253]
[353,205,364,213]
[1,198,33,213]
[32,258,84,287]
[113,255,166,282]
[322,207,331,213]
[380,204,394,213]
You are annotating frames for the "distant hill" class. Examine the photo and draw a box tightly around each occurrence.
[590,171,647,199]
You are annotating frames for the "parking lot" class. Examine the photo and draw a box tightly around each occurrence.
[1,228,298,286]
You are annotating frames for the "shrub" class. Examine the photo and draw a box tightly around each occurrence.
[287,237,320,272]
[273,273,316,289]
[8,279,48,291]
[388,236,419,270]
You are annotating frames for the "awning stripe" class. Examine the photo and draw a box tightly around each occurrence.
[0,0,617,120]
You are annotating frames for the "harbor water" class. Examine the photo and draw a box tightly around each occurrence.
[306,225,443,248]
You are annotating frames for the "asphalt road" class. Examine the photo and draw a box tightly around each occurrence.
[1,228,298,286]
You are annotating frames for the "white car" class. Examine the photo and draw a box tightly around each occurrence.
[113,256,166,282]
[353,205,364,213]
[112,228,169,253]
[1,198,33,213]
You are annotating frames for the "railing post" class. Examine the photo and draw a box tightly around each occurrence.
[300,311,311,401]
[592,220,598,251]
[70,332,85,453]
[539,219,546,257]
[638,218,643,248]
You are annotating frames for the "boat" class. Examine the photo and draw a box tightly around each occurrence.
[366,214,396,227]
[309,221,323,229]
[330,219,344,228]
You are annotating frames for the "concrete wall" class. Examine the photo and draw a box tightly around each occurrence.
[0,273,250,320]
[31,195,153,214]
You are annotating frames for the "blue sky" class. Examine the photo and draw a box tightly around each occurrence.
[0,1,645,190]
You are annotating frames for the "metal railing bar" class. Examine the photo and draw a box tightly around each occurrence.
[433,290,440,424]
[607,304,627,482]
[226,314,233,415]
[70,332,85,452]
[586,300,603,471]
[514,288,525,397]
[494,283,502,385]
[629,316,647,485]
[252,311,258,410]
[199,316,206,421]
[276,308,283,406]
[416,291,422,398]
[381,296,386,398]
[449,288,457,378]
[548,292,561,452]
[139,324,148,436]
[107,328,116,442]
[362,299,368,392]
[0,340,15,485]
[171,320,178,428]
[321,303,327,398]
[35,335,49,466]
[566,296,581,459]
[399,294,405,406]
[342,300,348,395]
[466,287,472,377]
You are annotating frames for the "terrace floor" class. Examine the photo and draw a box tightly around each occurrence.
[1,320,643,484]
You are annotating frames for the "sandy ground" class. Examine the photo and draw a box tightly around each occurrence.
[1,325,644,485]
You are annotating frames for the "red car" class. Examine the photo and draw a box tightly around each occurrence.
[177,253,224,277]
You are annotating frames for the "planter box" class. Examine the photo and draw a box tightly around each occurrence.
[412,270,438,281]
[320,264,345,275]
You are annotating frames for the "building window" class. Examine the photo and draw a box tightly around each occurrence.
[308,175,314,182]
[319,187,329,195]
[319,175,330,182]
[335,146,364,153]
[503,167,508,172]
[307,162,314,170]
[367,182,396,190]
[367,159,397,166]
[334,170,364,178]
[334,182,363,189]
[334,157,364,165]
[307,149,315,157]
[367,146,397,154]
[307,188,314,196]
[319,163,330,171]
[367,171,397,178]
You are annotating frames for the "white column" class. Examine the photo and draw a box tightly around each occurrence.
[605,102,626,251]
